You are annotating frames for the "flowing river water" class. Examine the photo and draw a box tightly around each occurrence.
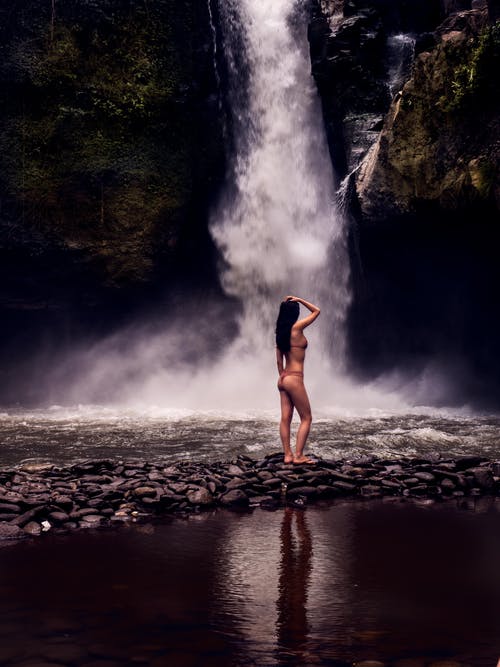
[1,406,500,468]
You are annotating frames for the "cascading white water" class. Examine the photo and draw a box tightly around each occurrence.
[210,0,350,369]
[387,33,416,96]
[57,0,406,412]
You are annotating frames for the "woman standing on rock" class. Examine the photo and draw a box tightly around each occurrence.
[275,296,320,465]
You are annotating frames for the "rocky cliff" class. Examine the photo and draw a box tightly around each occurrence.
[310,0,500,404]
[0,0,224,310]
[356,6,499,221]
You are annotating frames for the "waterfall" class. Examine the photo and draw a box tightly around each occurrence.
[60,0,363,411]
[386,33,416,96]
[210,0,350,368]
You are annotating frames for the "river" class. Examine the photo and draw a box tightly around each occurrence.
[1,406,500,468]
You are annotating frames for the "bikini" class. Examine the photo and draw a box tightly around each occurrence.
[279,340,307,381]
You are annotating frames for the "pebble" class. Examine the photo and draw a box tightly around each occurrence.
[0,454,500,543]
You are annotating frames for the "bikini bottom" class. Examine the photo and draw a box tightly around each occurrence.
[278,370,303,391]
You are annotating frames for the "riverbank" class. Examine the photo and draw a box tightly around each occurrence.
[1,452,499,542]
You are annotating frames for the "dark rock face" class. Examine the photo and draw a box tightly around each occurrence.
[0,0,227,404]
[2,452,500,543]
[310,1,500,404]
[346,9,500,404]
[356,8,498,220]
[308,0,445,179]
[0,0,224,295]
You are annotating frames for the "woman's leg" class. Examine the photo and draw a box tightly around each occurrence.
[282,377,313,463]
[279,386,294,463]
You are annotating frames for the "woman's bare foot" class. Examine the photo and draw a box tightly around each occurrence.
[293,456,316,465]
[284,453,294,464]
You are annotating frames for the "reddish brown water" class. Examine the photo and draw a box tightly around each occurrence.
[1,499,500,666]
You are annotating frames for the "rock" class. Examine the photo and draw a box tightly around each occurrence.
[219,489,249,507]
[186,488,214,506]
[262,478,282,488]
[354,661,386,667]
[470,467,495,491]
[10,507,43,527]
[0,522,23,540]
[440,478,456,492]
[224,478,247,491]
[48,511,70,523]
[286,486,318,498]
[329,471,357,484]
[0,503,21,513]
[227,464,245,475]
[455,456,489,471]
[51,495,73,511]
[361,485,382,496]
[414,472,436,482]
[80,515,105,525]
[356,7,495,222]
[133,486,157,498]
[332,481,357,494]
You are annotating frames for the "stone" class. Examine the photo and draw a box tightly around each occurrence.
[0,522,23,539]
[23,521,42,536]
[262,478,282,488]
[48,511,70,523]
[228,464,245,475]
[414,472,436,482]
[0,503,21,513]
[361,485,382,496]
[455,456,487,471]
[80,515,104,525]
[332,481,357,494]
[133,486,157,498]
[354,662,386,667]
[186,488,213,506]
[51,495,73,511]
[440,478,456,492]
[219,489,249,507]
[225,478,247,491]
[470,467,494,491]
[286,486,318,498]
[70,508,98,519]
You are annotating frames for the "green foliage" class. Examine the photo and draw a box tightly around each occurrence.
[0,0,217,285]
[442,21,500,112]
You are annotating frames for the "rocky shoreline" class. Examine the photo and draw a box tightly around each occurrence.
[1,453,499,542]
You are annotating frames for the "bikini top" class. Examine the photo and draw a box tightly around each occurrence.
[290,339,308,350]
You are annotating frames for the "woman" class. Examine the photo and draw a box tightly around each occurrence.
[275,295,320,464]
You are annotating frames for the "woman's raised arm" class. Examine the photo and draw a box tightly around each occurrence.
[284,295,320,329]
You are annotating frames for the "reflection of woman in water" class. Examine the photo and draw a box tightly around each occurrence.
[276,508,313,664]
[275,296,320,464]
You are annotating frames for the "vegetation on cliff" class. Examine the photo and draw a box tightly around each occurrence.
[356,9,499,220]
[0,0,223,291]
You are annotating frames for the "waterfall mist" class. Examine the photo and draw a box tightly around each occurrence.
[34,0,406,414]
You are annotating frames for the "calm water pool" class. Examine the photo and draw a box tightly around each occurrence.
[1,499,500,666]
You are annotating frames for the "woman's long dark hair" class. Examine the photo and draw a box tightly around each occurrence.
[275,301,300,353]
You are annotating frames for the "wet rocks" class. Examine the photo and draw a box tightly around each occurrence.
[1,453,500,542]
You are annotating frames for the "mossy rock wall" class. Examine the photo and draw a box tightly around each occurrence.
[0,0,224,301]
[356,9,499,219]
